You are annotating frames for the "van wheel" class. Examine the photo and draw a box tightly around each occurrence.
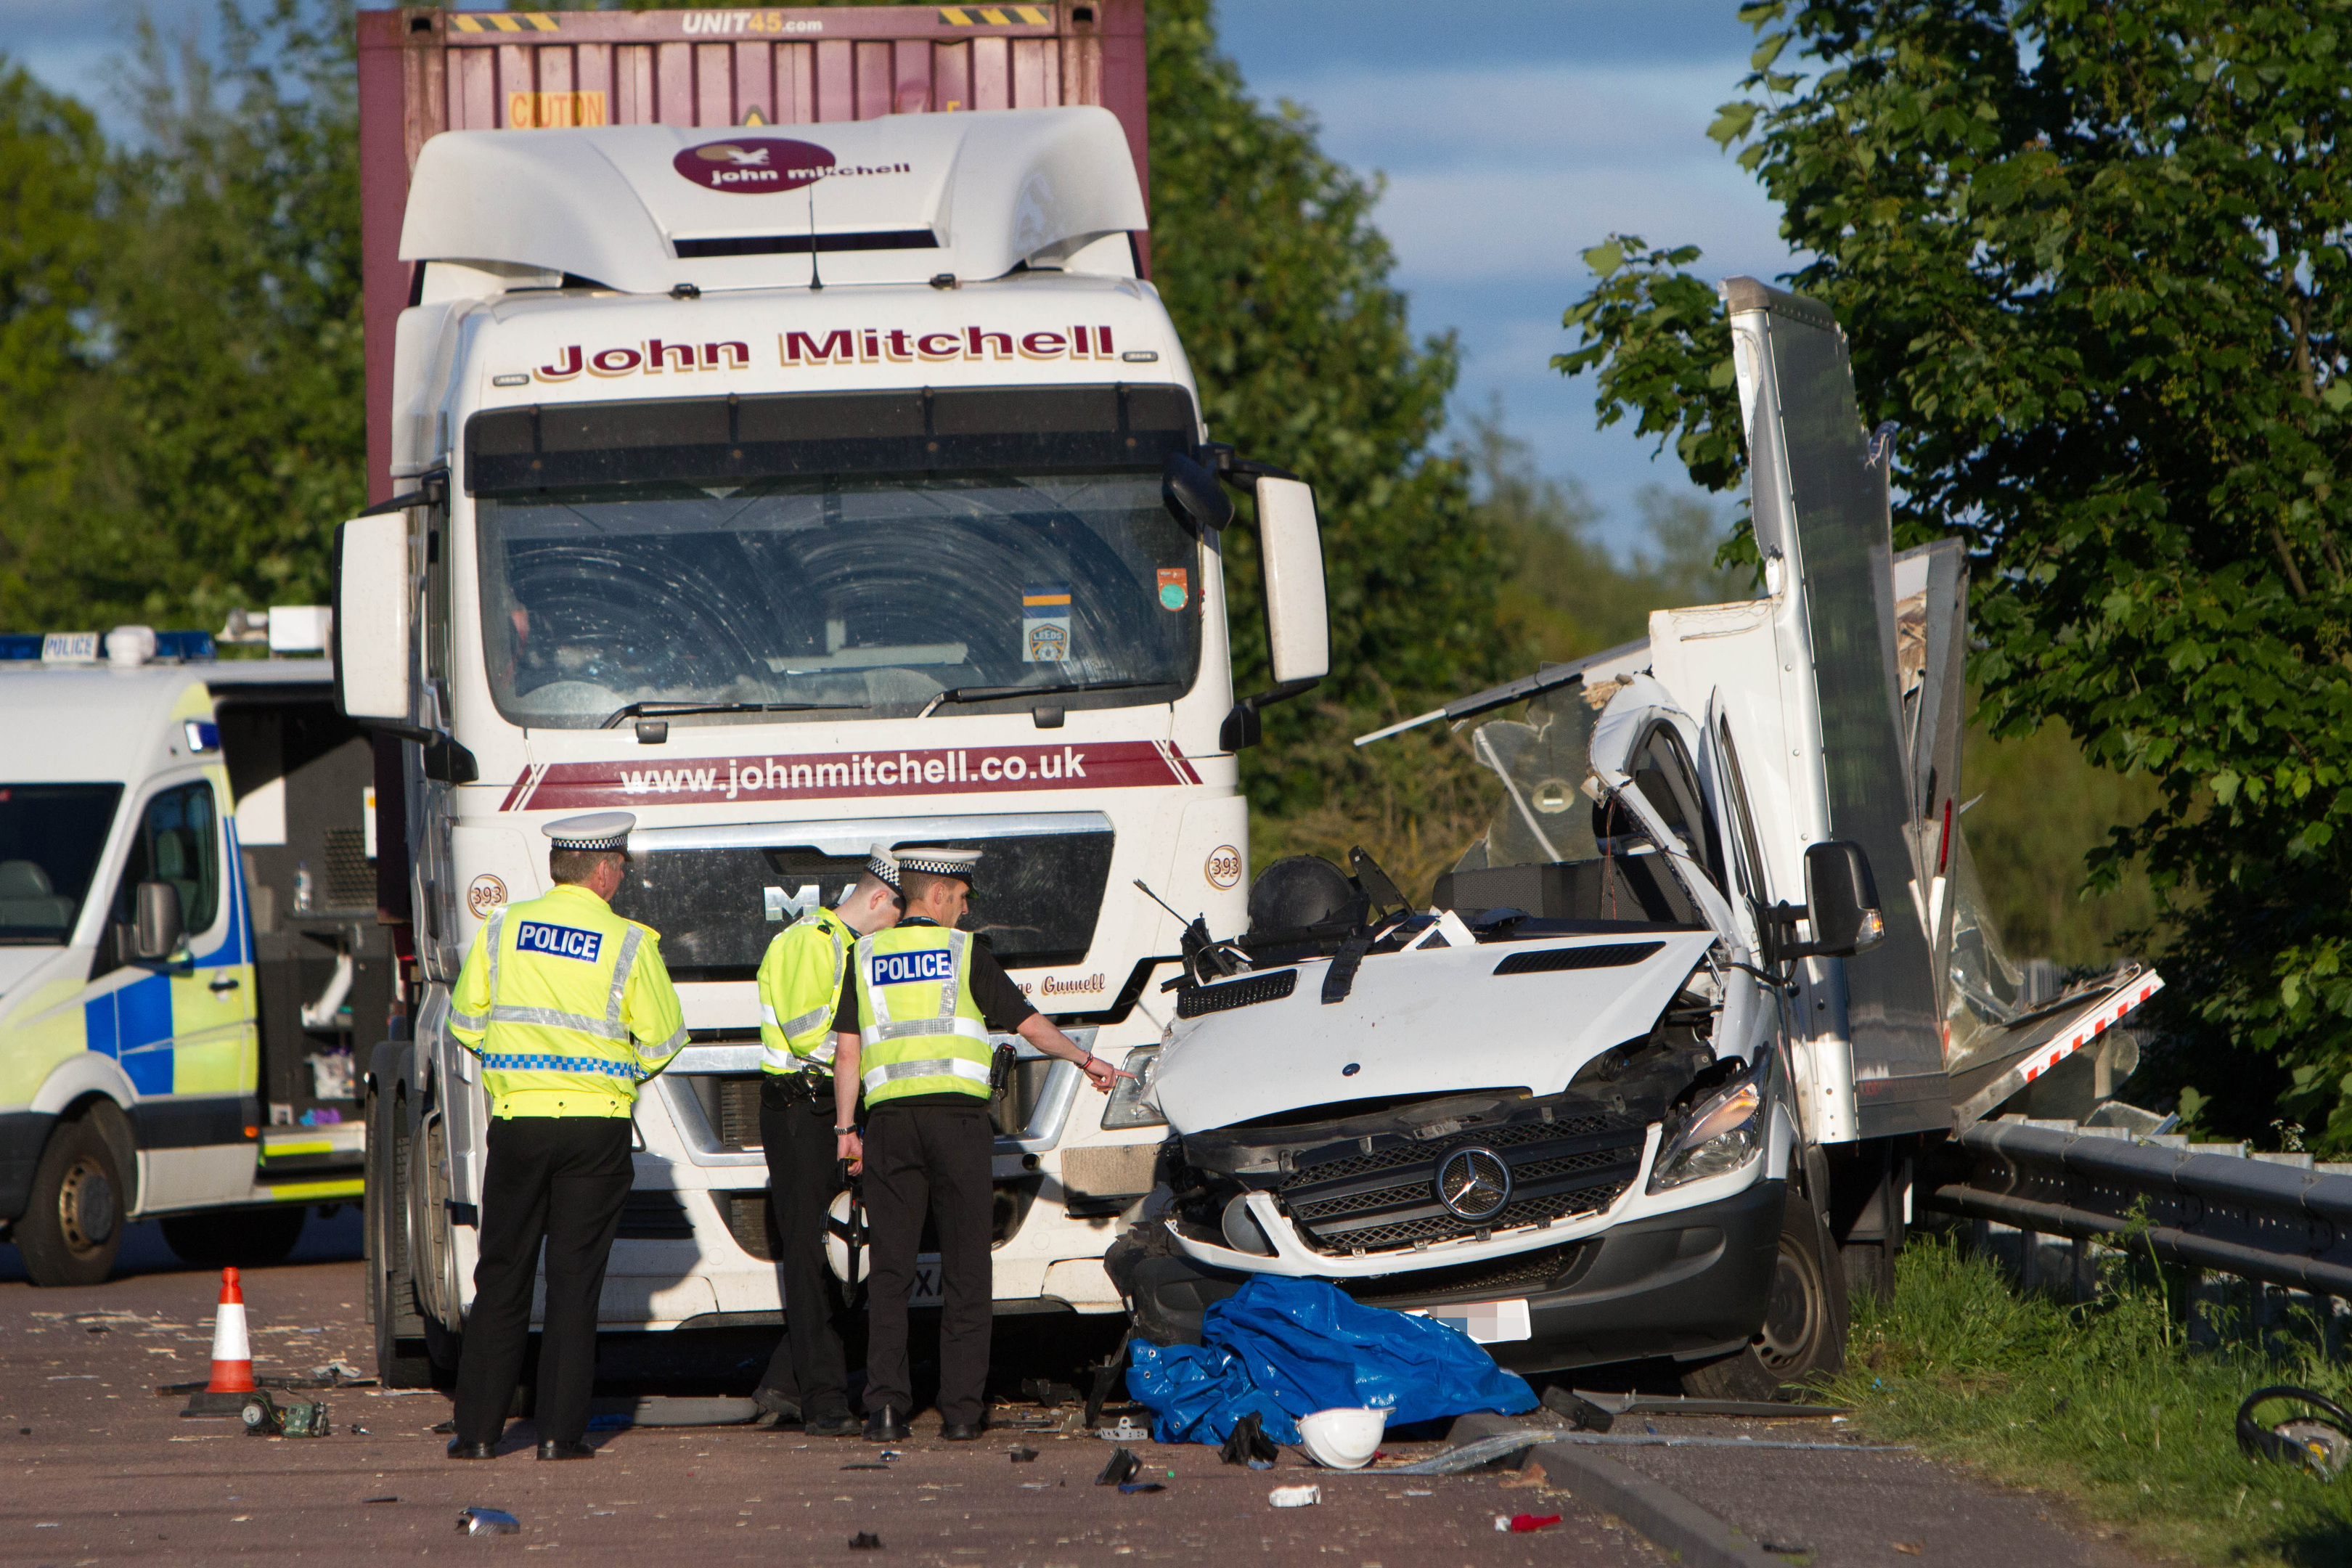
[17,1116,126,1287]
[1680,1182,1847,1401]
[160,1206,306,1270]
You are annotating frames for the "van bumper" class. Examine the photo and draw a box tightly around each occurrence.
[0,1111,58,1224]
[1114,1177,1784,1374]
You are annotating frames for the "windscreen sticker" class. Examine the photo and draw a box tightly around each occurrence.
[499,741,1204,812]
[1022,582,1071,663]
[1156,568,1189,611]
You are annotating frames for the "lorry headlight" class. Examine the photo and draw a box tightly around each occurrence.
[1100,1047,1165,1130]
[1647,1080,1763,1192]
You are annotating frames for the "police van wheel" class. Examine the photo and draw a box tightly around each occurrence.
[17,1115,126,1288]
[1679,1182,1848,1402]
[160,1206,306,1270]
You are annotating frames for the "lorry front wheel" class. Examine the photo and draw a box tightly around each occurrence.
[17,1114,126,1288]
[367,1083,434,1389]
[1679,1182,1847,1401]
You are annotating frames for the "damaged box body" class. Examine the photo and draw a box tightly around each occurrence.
[1120,279,2160,1384]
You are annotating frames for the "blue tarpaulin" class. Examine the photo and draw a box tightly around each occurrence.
[1126,1275,1538,1447]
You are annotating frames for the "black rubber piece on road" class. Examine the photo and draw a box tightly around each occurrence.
[161,1205,306,1270]
[1448,1413,1787,1568]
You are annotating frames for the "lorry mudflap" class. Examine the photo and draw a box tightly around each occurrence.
[0,1110,58,1222]
[1112,1177,1785,1375]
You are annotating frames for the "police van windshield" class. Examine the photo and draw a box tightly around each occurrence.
[0,784,123,944]
[465,386,1205,731]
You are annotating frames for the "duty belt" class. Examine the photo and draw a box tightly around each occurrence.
[761,1067,833,1107]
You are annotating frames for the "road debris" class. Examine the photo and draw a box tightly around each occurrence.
[1267,1485,1321,1508]
[1097,1447,1142,1486]
[1498,1514,1561,1533]
[363,1496,397,1505]
[1220,1411,1278,1469]
[1009,1445,1039,1463]
[240,1389,331,1438]
[1118,1482,1166,1495]
[849,1532,883,1550]
[457,1508,520,1536]
[2237,1386,2352,1479]
[1096,1415,1149,1442]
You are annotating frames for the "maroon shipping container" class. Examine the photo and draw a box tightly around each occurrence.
[355,2,1148,504]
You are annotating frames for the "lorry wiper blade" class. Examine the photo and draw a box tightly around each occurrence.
[598,699,865,730]
[1352,636,1652,747]
[917,678,1161,718]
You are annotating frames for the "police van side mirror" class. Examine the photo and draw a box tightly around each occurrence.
[333,514,412,724]
[131,880,184,962]
[1220,478,1330,751]
[1757,840,1885,963]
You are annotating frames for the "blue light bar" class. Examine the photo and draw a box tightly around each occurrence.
[150,631,216,662]
[0,636,40,661]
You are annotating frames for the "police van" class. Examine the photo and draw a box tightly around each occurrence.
[0,619,392,1283]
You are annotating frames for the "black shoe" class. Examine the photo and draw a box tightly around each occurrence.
[939,1422,984,1442]
[536,1440,596,1461]
[751,1387,801,1424]
[802,1413,859,1438]
[863,1407,910,1442]
[446,1439,497,1461]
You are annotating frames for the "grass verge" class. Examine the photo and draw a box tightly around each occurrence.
[1826,1234,2352,1564]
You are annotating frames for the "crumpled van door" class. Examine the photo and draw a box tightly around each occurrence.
[1722,277,1944,1138]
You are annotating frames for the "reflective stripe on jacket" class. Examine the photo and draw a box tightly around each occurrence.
[446,882,687,1117]
[757,906,853,1076]
[852,923,992,1105]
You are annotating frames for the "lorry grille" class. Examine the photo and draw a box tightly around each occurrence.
[1279,1115,1644,1257]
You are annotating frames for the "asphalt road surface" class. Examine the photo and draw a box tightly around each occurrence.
[0,1214,2144,1567]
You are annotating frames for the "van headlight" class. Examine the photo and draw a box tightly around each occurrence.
[1100,1047,1165,1130]
[1647,1079,1763,1192]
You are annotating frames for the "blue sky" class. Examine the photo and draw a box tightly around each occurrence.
[1,0,1797,557]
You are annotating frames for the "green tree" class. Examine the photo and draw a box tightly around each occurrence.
[1147,0,1512,820]
[80,0,367,630]
[0,60,108,628]
[1559,0,2352,1146]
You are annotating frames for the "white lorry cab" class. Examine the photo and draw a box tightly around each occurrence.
[1114,279,2163,1398]
[0,624,391,1284]
[336,107,1330,1384]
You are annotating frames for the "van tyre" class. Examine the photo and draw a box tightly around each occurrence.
[17,1114,126,1287]
[1679,1181,1847,1401]
[160,1206,306,1270]
[367,1082,433,1389]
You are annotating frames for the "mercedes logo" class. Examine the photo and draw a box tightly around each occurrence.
[1433,1146,1511,1224]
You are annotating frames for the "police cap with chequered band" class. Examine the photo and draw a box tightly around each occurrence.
[891,846,981,892]
[541,812,635,852]
[865,843,903,890]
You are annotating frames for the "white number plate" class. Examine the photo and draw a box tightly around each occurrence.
[1408,1298,1532,1344]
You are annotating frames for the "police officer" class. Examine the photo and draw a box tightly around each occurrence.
[748,849,905,1437]
[444,812,686,1461]
[830,847,1122,1442]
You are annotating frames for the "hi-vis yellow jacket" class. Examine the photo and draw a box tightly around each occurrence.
[448,883,687,1118]
[851,923,992,1106]
[756,905,854,1077]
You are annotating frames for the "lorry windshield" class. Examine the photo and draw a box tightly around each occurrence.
[466,385,1205,730]
[0,784,123,944]
[476,473,1200,728]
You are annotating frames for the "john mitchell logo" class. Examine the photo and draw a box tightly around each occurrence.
[671,137,908,195]
[1434,1146,1511,1224]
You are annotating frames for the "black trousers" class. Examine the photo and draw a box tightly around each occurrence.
[452,1116,633,1448]
[861,1102,993,1426]
[755,1075,852,1421]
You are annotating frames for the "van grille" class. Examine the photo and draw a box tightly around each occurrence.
[1279,1114,1644,1257]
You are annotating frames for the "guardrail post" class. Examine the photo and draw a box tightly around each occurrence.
[2187,1270,2226,1348]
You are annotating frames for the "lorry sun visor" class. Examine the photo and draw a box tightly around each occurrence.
[465,384,1196,493]
[671,229,940,259]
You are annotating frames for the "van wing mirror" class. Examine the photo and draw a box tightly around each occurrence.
[1800,840,1885,957]
[333,514,413,724]
[132,880,184,962]
[1220,478,1331,751]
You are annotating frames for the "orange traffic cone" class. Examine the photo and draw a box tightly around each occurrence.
[180,1266,261,1416]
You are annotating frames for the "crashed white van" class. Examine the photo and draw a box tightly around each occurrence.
[1112,279,2152,1397]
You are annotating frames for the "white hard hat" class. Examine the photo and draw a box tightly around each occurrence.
[1297,1407,1389,1470]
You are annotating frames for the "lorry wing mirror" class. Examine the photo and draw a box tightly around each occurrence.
[1800,840,1885,957]
[333,514,413,724]
[132,880,184,962]
[1163,451,1233,534]
[1219,477,1331,751]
